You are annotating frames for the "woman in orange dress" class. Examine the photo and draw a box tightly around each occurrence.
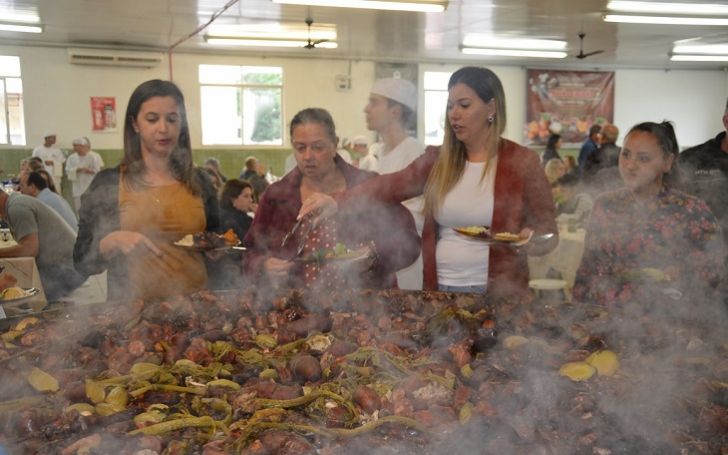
[74,80,220,300]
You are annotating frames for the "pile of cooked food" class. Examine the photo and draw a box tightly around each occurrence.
[174,229,239,250]
[0,288,725,454]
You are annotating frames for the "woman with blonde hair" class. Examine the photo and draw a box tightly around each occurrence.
[544,158,566,185]
[300,66,558,297]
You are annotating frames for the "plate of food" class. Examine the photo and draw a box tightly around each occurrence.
[454,227,531,246]
[453,226,491,239]
[0,286,40,303]
[174,229,240,252]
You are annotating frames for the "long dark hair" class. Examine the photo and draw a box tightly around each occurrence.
[625,121,680,186]
[121,79,200,195]
[546,133,561,153]
[219,179,253,211]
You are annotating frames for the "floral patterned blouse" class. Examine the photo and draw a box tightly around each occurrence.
[573,186,724,306]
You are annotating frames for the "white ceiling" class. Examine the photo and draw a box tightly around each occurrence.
[2,0,728,70]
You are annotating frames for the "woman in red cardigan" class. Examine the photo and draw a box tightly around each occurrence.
[299,67,558,298]
[242,108,420,292]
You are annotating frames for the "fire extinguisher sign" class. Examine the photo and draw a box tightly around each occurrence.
[90,97,117,132]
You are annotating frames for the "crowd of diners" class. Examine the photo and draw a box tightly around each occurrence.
[4,65,724,309]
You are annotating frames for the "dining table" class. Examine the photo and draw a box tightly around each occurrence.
[528,227,587,301]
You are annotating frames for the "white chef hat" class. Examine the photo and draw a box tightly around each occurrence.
[72,137,90,147]
[352,135,368,146]
[370,78,417,111]
[42,131,56,139]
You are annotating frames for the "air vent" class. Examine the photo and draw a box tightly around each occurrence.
[68,48,163,68]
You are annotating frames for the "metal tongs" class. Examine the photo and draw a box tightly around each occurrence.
[281,217,305,248]
[297,217,315,256]
[281,213,315,255]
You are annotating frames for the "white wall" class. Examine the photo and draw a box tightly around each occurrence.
[3,45,728,151]
[615,70,728,148]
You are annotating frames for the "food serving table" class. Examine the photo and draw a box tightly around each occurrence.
[528,227,586,300]
[0,288,725,454]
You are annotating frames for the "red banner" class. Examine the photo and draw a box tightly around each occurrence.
[524,70,614,147]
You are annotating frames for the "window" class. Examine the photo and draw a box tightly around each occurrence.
[423,71,452,146]
[199,65,282,146]
[0,56,26,145]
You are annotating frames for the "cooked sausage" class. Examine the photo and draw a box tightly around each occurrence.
[285,315,332,337]
[290,354,322,382]
[353,386,381,414]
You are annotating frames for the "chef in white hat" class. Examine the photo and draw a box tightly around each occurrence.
[66,137,102,213]
[32,131,66,193]
[364,77,425,290]
[352,135,378,172]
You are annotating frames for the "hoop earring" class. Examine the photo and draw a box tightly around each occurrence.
[488,116,494,123]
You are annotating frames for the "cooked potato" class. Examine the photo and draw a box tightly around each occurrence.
[585,350,620,377]
[559,361,596,381]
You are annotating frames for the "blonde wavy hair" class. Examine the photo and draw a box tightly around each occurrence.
[423,67,507,218]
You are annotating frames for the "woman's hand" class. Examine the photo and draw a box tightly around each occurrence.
[299,193,338,225]
[263,257,293,288]
[100,231,163,258]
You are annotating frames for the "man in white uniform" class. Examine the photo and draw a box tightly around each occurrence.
[352,135,378,172]
[32,132,66,193]
[66,137,102,213]
[365,77,425,290]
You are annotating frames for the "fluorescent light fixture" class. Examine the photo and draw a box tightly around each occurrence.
[204,36,338,48]
[207,23,336,41]
[607,1,728,15]
[670,54,728,62]
[461,47,567,58]
[460,37,567,58]
[603,14,728,25]
[462,36,567,50]
[0,22,43,33]
[673,44,728,54]
[670,43,728,61]
[271,0,447,13]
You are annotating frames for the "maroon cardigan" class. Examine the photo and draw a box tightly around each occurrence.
[334,139,558,297]
[242,156,420,289]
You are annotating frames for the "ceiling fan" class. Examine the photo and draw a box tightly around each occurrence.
[575,32,604,59]
[303,18,328,49]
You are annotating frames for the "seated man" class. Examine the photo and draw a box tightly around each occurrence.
[20,171,78,232]
[554,174,593,229]
[0,189,87,301]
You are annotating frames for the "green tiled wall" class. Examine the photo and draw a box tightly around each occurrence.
[0,146,291,183]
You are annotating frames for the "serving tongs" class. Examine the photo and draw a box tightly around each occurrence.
[281,217,305,248]
[297,217,315,256]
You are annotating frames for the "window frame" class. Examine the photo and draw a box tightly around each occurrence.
[199,65,284,147]
[0,55,25,146]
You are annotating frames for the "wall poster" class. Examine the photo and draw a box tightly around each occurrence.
[524,69,615,147]
[90,97,117,132]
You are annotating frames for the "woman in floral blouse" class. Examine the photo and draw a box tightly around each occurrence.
[573,121,724,307]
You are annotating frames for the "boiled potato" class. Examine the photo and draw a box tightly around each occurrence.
[585,350,620,377]
[559,361,596,381]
